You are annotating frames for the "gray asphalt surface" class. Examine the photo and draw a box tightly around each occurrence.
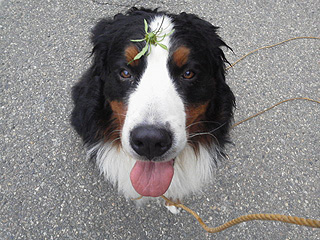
[1,0,319,239]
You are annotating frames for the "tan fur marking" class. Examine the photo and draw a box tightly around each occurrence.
[104,101,127,145]
[185,102,209,129]
[173,46,190,67]
[125,45,139,66]
[109,101,127,127]
[186,102,212,148]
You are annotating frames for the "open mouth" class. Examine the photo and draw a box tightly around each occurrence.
[130,159,175,197]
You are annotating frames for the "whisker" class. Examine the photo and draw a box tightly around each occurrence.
[189,132,217,139]
[113,113,127,117]
[104,128,121,140]
[189,132,220,147]
[187,121,227,134]
[189,132,221,148]
[110,137,121,145]
[186,120,221,129]
[187,122,228,148]
[109,129,121,133]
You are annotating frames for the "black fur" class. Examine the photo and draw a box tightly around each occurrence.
[71,8,235,149]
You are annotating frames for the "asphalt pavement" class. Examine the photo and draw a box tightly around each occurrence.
[1,0,319,239]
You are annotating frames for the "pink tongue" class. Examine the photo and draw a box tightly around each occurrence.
[130,160,174,197]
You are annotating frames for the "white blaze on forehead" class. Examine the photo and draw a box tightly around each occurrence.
[121,15,187,159]
[134,16,176,123]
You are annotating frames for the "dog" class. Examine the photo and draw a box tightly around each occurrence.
[71,7,235,212]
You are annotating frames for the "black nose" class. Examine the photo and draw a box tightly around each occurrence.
[130,125,172,160]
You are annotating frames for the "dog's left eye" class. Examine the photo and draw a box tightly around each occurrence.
[182,70,195,80]
[120,70,132,79]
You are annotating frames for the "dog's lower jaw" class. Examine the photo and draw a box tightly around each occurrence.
[89,140,219,202]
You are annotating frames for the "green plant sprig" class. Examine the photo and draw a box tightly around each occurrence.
[128,18,174,64]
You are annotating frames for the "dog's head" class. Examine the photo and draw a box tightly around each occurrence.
[72,8,235,197]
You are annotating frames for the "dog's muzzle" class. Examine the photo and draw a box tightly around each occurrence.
[129,124,175,197]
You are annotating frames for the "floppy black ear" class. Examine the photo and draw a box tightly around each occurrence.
[205,35,235,147]
[91,14,125,47]
[71,18,116,145]
[205,77,235,147]
[89,17,118,74]
[71,69,113,145]
[205,34,235,147]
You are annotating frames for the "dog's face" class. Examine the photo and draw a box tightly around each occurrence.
[121,16,187,163]
[72,8,235,198]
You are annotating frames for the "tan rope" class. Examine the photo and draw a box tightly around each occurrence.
[226,36,320,71]
[161,195,320,233]
[232,97,320,128]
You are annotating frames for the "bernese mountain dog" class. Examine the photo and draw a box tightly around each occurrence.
[71,7,235,212]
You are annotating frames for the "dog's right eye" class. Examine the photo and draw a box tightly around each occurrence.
[120,70,132,79]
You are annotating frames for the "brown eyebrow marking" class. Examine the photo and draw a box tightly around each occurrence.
[125,44,140,66]
[172,46,190,67]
